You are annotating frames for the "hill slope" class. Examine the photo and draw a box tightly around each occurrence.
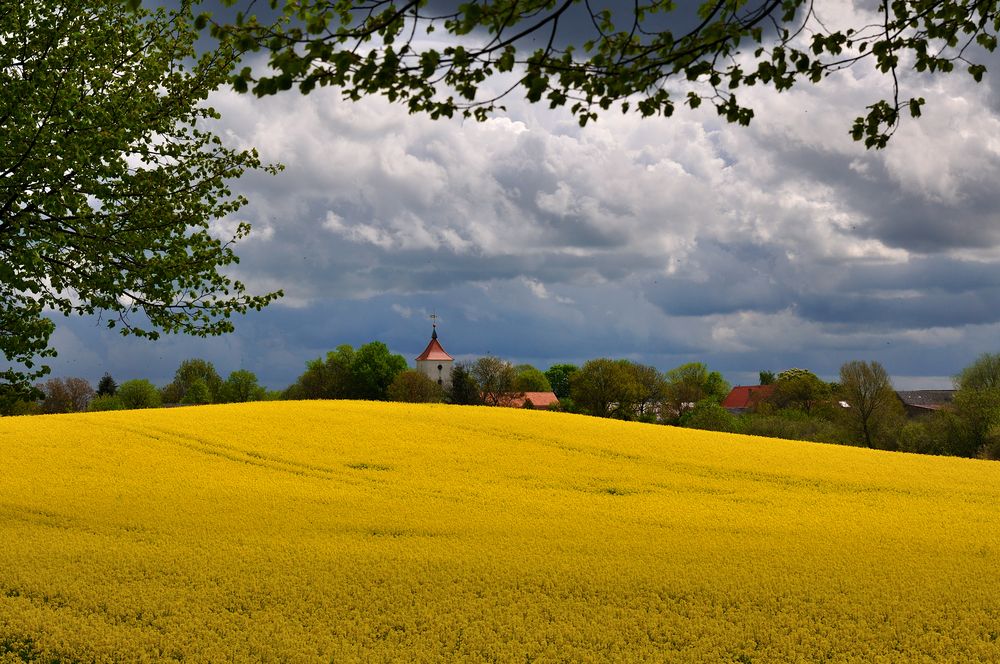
[2,401,999,662]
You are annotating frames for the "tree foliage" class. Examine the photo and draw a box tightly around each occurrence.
[769,368,830,413]
[39,377,95,414]
[388,370,446,403]
[513,365,552,392]
[96,374,118,397]
[681,400,741,433]
[448,363,482,405]
[88,395,125,412]
[219,369,266,403]
[838,360,902,448]
[180,378,212,405]
[163,359,224,404]
[663,362,729,419]
[285,342,407,400]
[570,358,639,419]
[117,379,162,409]
[206,0,996,147]
[471,356,519,406]
[544,364,578,400]
[0,0,281,401]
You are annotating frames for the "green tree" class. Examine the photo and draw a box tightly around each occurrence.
[770,368,831,414]
[544,364,578,400]
[387,370,445,403]
[285,342,406,401]
[219,369,266,403]
[628,363,667,421]
[164,359,223,404]
[448,363,481,406]
[513,366,552,393]
[211,1,984,147]
[663,362,729,420]
[950,354,1000,457]
[838,360,903,449]
[957,353,1000,391]
[349,342,408,400]
[570,358,639,419]
[96,373,118,397]
[471,356,519,406]
[0,0,281,403]
[181,378,212,405]
[117,379,162,409]
[759,370,776,386]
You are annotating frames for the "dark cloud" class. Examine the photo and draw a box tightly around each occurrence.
[34,5,1000,390]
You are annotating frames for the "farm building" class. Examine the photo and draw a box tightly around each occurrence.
[894,390,955,417]
[721,385,776,414]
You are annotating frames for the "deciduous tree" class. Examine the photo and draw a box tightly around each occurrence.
[663,362,729,420]
[388,370,445,403]
[117,379,162,409]
[163,359,224,404]
[209,0,994,147]
[285,342,407,400]
[219,369,266,403]
[769,368,830,414]
[544,364,578,400]
[838,360,902,448]
[40,377,95,414]
[513,366,552,393]
[1,0,280,402]
[448,363,482,405]
[570,358,639,419]
[471,356,519,406]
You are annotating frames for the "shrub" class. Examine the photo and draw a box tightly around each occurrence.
[680,401,740,433]
[88,395,124,412]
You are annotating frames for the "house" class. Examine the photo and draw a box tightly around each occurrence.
[721,384,775,414]
[507,391,559,410]
[895,390,955,418]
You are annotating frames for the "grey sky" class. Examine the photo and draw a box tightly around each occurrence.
[40,0,1000,391]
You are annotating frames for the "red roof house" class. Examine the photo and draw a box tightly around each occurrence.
[507,391,560,410]
[721,385,775,413]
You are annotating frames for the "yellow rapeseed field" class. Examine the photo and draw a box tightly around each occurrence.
[2,401,1000,662]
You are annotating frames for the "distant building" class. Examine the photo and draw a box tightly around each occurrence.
[721,384,775,414]
[508,391,559,410]
[895,390,955,417]
[415,323,454,389]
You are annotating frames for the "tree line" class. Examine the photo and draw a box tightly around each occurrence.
[9,342,1000,462]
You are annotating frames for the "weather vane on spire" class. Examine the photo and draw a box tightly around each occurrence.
[429,312,439,339]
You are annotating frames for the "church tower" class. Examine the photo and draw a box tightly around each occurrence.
[415,318,454,389]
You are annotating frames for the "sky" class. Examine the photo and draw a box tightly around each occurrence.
[42,0,1000,390]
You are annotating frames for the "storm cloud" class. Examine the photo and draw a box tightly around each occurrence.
[41,0,1000,390]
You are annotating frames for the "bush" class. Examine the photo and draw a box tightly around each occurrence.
[680,401,741,433]
[117,379,162,409]
[740,410,850,445]
[88,395,124,412]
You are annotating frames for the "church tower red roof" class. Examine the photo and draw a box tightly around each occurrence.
[415,326,453,361]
